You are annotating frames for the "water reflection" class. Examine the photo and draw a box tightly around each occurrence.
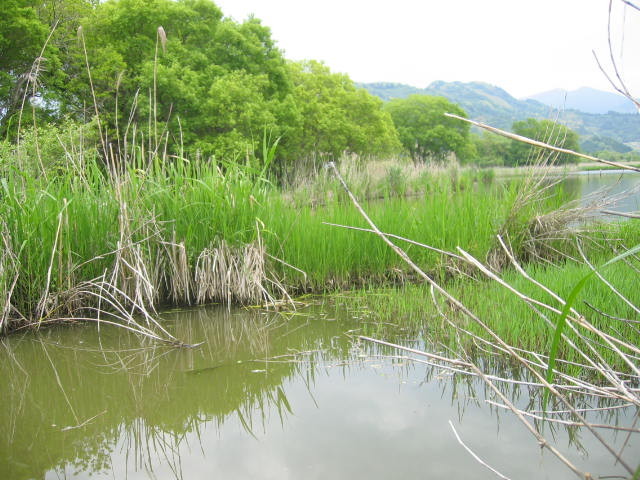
[0,304,637,480]
[561,170,640,217]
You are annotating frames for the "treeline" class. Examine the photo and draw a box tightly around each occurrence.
[472,118,581,167]
[1,0,400,174]
[2,0,589,171]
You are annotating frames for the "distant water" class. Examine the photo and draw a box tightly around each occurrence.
[561,169,640,218]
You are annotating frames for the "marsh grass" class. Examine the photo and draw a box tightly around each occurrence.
[264,163,571,290]
[350,247,639,368]
[334,116,640,478]
[0,138,575,336]
[0,147,277,334]
[0,25,584,337]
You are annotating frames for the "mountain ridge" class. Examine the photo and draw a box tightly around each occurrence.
[526,86,637,115]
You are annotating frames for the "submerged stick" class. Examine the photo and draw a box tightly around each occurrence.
[60,410,107,432]
[449,420,512,480]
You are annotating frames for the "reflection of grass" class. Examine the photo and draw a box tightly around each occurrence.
[2,300,634,479]
[349,248,640,373]
[0,306,338,480]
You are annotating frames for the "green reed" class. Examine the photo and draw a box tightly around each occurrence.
[345,229,640,372]
[0,139,574,333]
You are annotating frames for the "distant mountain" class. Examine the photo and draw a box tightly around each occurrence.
[527,87,637,114]
[361,81,556,130]
[360,81,640,153]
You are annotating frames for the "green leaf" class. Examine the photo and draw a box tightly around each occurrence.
[544,242,640,410]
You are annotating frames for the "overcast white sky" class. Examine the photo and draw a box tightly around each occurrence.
[213,0,640,98]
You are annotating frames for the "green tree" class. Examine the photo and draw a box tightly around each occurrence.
[197,70,279,159]
[61,0,291,160]
[507,118,581,166]
[0,1,51,136]
[1,0,401,169]
[0,0,97,138]
[472,132,511,166]
[384,94,472,163]
[282,60,401,167]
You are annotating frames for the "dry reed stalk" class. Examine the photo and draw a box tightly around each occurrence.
[194,241,271,305]
[108,201,158,316]
[13,21,59,179]
[159,235,192,304]
[77,26,109,161]
[602,210,640,219]
[195,244,227,304]
[445,113,640,173]
[486,400,640,433]
[489,236,640,388]
[448,420,512,480]
[58,277,181,344]
[328,162,638,477]
[592,0,640,111]
[0,225,20,335]
[35,208,63,321]
[456,245,640,408]
[486,155,619,271]
[322,222,466,261]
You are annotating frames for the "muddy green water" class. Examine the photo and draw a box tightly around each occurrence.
[1,303,637,480]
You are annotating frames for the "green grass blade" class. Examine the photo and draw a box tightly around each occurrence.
[544,242,640,409]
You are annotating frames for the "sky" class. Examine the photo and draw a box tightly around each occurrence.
[212,0,640,98]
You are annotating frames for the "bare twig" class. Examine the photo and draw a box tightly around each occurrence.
[591,1,640,110]
[601,210,640,219]
[620,0,640,11]
[322,222,465,261]
[486,401,640,433]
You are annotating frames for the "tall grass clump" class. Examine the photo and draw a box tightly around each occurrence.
[263,160,571,291]
[0,132,282,335]
[0,132,577,335]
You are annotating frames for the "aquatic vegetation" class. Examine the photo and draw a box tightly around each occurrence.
[332,119,640,480]
[0,139,580,337]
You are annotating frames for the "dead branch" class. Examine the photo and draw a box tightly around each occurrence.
[444,113,640,173]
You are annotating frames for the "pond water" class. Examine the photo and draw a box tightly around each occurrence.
[1,303,637,480]
[559,169,640,217]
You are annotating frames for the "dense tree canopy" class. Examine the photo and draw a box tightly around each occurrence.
[281,60,401,165]
[0,0,402,168]
[508,118,581,165]
[384,95,473,162]
[472,132,512,166]
[60,0,292,159]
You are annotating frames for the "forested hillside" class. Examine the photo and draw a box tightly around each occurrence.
[362,81,640,153]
